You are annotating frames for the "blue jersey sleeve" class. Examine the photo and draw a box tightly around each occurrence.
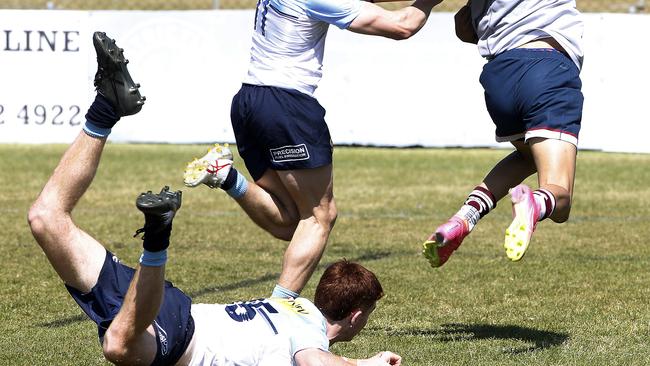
[291,299,329,355]
[306,0,362,29]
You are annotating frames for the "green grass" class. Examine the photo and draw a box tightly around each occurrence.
[1,144,650,365]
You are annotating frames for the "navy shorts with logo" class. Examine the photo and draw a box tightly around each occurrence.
[66,251,194,366]
[479,48,584,146]
[230,83,333,181]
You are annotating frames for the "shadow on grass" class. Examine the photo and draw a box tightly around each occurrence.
[188,249,392,299]
[439,323,569,354]
[38,249,392,328]
[39,314,88,328]
[372,323,569,354]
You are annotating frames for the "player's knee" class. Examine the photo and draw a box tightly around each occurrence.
[102,330,137,365]
[326,204,338,230]
[102,333,127,364]
[315,202,338,231]
[27,201,54,239]
[270,225,297,241]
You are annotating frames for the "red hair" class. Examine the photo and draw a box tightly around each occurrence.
[314,259,384,321]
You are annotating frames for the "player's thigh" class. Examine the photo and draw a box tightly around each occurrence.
[529,137,577,194]
[277,165,335,218]
[256,168,300,216]
[37,216,107,293]
[511,140,532,159]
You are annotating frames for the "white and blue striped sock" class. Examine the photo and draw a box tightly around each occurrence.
[271,284,300,299]
[226,171,248,199]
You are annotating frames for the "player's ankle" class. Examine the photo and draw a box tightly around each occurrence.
[272,284,299,299]
[140,220,172,252]
[83,94,120,138]
[222,169,248,199]
[139,248,168,267]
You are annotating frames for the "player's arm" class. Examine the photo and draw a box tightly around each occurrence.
[347,0,442,40]
[454,0,478,43]
[295,348,401,366]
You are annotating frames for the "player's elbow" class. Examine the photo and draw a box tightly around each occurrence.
[390,11,426,40]
[388,28,414,40]
[390,21,424,40]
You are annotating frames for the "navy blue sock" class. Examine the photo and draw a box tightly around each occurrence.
[221,167,239,191]
[134,211,174,252]
[142,224,172,252]
[85,94,120,129]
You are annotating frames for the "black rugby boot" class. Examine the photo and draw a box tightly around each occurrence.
[93,31,145,117]
[134,186,182,252]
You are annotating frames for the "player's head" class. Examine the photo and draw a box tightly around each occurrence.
[314,259,384,341]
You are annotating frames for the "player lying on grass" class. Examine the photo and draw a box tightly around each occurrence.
[182,0,445,302]
[423,0,584,267]
[27,32,401,366]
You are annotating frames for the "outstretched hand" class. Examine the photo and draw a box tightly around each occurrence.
[359,351,402,366]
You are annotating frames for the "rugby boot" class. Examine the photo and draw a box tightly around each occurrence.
[134,186,182,251]
[423,216,470,268]
[504,184,540,261]
[92,31,145,117]
[183,144,234,188]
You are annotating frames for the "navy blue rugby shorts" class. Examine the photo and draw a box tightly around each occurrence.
[480,48,584,147]
[66,251,194,366]
[230,83,333,181]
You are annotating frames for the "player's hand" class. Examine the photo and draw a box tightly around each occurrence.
[358,351,402,366]
[378,351,401,365]
[454,4,478,44]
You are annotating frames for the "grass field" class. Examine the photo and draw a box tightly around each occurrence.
[1,144,650,365]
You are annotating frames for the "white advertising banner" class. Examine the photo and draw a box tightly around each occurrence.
[0,11,89,143]
[0,10,648,153]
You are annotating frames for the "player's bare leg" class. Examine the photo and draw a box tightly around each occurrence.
[504,137,576,260]
[275,165,336,293]
[185,150,334,294]
[482,140,537,200]
[185,146,333,294]
[235,170,301,240]
[28,133,109,292]
[103,188,182,365]
[529,137,576,223]
[28,31,145,291]
[102,264,162,365]
[184,144,301,240]
[424,140,536,267]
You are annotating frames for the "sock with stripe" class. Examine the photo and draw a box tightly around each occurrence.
[220,167,248,199]
[454,186,497,231]
[271,284,300,299]
[533,188,556,221]
[83,94,120,139]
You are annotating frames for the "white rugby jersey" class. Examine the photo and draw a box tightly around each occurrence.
[469,0,584,69]
[187,297,329,366]
[243,0,361,96]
